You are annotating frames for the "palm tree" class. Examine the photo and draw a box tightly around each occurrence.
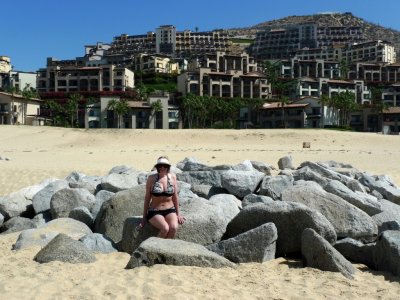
[107,99,130,128]
[319,94,330,128]
[150,99,163,128]
[66,93,82,127]
[279,96,289,128]
[371,87,386,132]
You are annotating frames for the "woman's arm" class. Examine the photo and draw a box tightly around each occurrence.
[171,174,185,224]
[140,175,153,227]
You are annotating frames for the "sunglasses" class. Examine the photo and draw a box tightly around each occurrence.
[157,164,169,168]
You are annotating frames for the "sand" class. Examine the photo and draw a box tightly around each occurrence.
[0,125,400,299]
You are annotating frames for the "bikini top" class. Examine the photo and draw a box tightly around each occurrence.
[151,174,174,197]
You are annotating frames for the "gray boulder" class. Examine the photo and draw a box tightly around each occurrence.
[94,184,146,243]
[101,172,139,193]
[207,222,277,263]
[302,228,356,279]
[372,199,400,233]
[324,180,382,216]
[69,206,94,227]
[79,233,118,253]
[220,170,265,198]
[13,218,92,250]
[334,238,375,268]
[108,165,137,175]
[91,190,115,220]
[292,166,329,187]
[0,216,36,234]
[177,170,226,188]
[50,188,96,219]
[278,155,294,170]
[0,212,3,226]
[125,237,235,269]
[224,202,336,256]
[34,233,96,264]
[373,230,400,276]
[208,194,241,222]
[242,194,274,208]
[32,180,69,214]
[281,181,378,242]
[299,161,353,185]
[259,175,294,200]
[250,160,274,175]
[359,173,400,205]
[190,184,228,199]
[0,191,33,220]
[119,197,231,254]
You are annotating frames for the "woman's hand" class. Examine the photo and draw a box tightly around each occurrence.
[139,218,147,228]
[177,214,186,225]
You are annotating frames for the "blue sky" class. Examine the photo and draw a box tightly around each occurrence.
[2,0,399,72]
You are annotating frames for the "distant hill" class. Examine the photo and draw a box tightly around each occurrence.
[227,12,400,56]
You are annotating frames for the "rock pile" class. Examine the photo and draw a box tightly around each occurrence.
[1,156,400,278]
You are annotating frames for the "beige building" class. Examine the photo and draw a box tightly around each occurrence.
[178,52,270,99]
[37,64,134,93]
[133,54,180,74]
[85,93,179,129]
[0,92,42,125]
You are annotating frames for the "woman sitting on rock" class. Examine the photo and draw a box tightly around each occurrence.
[140,156,185,238]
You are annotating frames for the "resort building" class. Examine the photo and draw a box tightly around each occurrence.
[251,23,365,60]
[37,64,134,93]
[133,54,180,74]
[109,26,232,58]
[343,40,396,64]
[0,91,42,125]
[85,92,179,129]
[258,102,309,128]
[178,51,270,99]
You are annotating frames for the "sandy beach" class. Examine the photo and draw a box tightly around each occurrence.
[1,125,400,299]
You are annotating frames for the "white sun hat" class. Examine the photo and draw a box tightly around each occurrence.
[154,156,171,168]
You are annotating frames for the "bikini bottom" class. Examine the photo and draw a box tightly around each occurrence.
[146,207,176,221]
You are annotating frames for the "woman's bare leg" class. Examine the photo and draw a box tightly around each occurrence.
[164,213,178,238]
[148,215,169,238]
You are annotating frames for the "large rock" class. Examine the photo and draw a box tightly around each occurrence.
[292,167,329,187]
[372,199,400,233]
[208,194,241,223]
[66,171,102,194]
[177,170,227,188]
[0,212,4,226]
[12,218,92,250]
[119,197,231,254]
[224,202,336,256]
[373,230,400,276]
[190,184,228,199]
[281,181,378,242]
[259,175,294,200]
[0,216,36,234]
[302,228,356,279]
[125,237,235,269]
[278,155,295,170]
[34,233,96,264]
[207,222,277,263]
[359,173,400,205]
[68,206,94,227]
[242,194,274,208]
[334,238,375,269]
[324,180,382,216]
[250,160,274,175]
[91,190,115,220]
[299,161,353,186]
[32,180,69,214]
[0,191,33,220]
[79,233,118,253]
[220,170,265,198]
[50,188,96,219]
[101,172,139,193]
[94,185,146,243]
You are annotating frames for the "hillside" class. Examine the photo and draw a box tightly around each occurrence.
[228,12,400,55]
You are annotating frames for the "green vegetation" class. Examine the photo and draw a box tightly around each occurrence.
[180,94,264,129]
[231,38,254,44]
[135,72,177,93]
